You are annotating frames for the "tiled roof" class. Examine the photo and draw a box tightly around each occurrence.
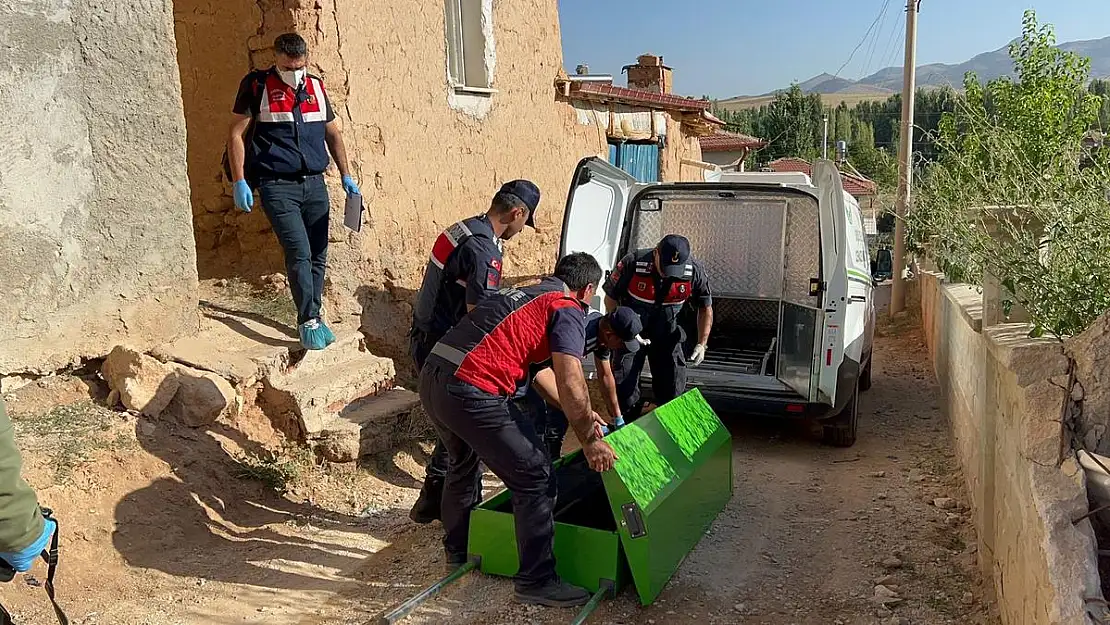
[766,158,878,196]
[699,131,768,152]
[571,82,711,112]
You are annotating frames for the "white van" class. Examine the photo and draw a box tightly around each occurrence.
[560,157,876,446]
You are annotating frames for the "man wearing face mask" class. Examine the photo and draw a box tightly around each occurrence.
[226,32,358,350]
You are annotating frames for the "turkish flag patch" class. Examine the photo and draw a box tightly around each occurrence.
[486,265,501,290]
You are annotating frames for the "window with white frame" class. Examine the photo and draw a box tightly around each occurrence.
[445,0,492,91]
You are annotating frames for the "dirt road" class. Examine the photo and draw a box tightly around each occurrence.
[1,309,995,625]
[298,317,996,624]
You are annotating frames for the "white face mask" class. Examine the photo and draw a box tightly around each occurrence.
[279,68,306,89]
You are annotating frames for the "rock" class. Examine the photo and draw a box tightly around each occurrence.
[106,388,120,408]
[933,497,958,510]
[945,513,962,527]
[214,278,229,287]
[166,365,237,427]
[101,346,180,416]
[880,556,903,570]
[869,471,887,478]
[874,574,897,585]
[881,618,907,625]
[260,273,288,292]
[1072,382,1085,402]
[961,591,975,605]
[732,603,745,613]
[315,429,360,463]
[872,585,901,605]
[876,606,894,618]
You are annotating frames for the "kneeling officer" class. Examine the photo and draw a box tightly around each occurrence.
[419,252,617,608]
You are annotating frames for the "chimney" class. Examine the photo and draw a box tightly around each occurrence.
[575,64,589,76]
[624,53,673,94]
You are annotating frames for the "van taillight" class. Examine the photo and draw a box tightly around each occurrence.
[786,404,805,413]
[826,349,832,366]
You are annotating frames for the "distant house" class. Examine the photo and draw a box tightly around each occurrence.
[766,157,880,234]
[558,53,725,182]
[698,131,768,172]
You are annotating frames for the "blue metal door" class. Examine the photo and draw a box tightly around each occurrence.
[608,141,661,182]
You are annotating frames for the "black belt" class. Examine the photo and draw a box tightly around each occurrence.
[256,172,324,183]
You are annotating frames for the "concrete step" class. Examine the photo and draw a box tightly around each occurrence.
[261,328,397,439]
[311,388,423,462]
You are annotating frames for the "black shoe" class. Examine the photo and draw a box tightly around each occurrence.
[514,578,591,608]
[409,479,443,524]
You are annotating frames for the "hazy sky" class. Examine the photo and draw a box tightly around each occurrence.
[558,0,1110,98]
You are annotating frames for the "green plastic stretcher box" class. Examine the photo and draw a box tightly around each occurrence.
[467,388,733,605]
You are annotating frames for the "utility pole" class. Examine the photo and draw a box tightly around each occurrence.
[822,114,829,160]
[890,0,920,316]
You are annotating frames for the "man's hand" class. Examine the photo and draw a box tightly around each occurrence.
[233,180,253,213]
[690,343,708,367]
[342,175,361,196]
[583,438,618,472]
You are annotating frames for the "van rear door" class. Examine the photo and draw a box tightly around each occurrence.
[811,161,850,408]
[560,157,642,311]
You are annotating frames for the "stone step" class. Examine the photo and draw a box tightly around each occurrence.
[311,388,423,462]
[261,328,397,439]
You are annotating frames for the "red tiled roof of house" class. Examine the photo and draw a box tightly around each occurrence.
[766,157,878,196]
[571,82,711,112]
[699,131,768,152]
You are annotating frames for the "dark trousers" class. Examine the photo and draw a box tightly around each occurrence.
[410,330,450,482]
[258,175,329,325]
[610,329,687,417]
[418,365,556,590]
[525,387,568,463]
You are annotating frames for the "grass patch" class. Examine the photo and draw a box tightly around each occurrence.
[10,401,131,483]
[204,277,296,328]
[233,444,315,492]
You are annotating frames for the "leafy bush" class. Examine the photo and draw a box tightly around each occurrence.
[908,10,1110,337]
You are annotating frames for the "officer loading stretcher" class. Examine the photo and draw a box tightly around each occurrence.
[407,180,541,524]
[525,306,645,461]
[418,252,617,608]
[604,234,714,419]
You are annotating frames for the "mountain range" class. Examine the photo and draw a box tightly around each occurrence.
[718,35,1110,108]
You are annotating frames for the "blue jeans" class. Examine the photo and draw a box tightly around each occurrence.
[258,175,329,325]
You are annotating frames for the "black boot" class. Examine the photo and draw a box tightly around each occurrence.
[514,578,591,608]
[409,477,443,524]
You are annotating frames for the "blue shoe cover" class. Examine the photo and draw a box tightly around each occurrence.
[299,320,329,350]
[319,321,337,346]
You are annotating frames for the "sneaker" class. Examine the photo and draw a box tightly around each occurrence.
[299,319,328,350]
[409,479,443,524]
[318,320,337,346]
[514,578,591,608]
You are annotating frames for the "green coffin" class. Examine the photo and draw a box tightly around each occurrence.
[467,388,732,604]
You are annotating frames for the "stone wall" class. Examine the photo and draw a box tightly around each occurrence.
[919,270,1102,624]
[0,0,198,375]
[173,0,611,351]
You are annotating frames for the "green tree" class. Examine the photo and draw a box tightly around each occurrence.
[910,9,1110,337]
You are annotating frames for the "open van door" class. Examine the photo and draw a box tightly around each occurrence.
[811,161,850,408]
[560,157,642,312]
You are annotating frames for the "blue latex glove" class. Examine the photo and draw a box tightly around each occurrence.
[233,180,253,213]
[342,175,360,196]
[600,416,626,436]
[0,518,56,572]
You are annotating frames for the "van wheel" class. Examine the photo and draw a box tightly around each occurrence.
[859,356,873,392]
[822,386,859,448]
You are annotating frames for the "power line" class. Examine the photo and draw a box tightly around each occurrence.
[832,0,893,80]
[863,0,894,76]
[881,12,906,71]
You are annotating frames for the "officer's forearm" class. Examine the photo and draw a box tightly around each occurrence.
[697,305,713,345]
[325,124,352,177]
[604,295,619,313]
[227,116,251,181]
[531,368,563,411]
[552,353,599,445]
[596,357,621,420]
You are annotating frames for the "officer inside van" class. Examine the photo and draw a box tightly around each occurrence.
[603,234,713,418]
